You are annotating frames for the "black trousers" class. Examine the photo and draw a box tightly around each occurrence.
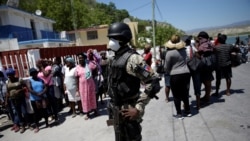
[117,120,142,141]
[46,86,58,119]
[31,100,48,127]
[170,73,191,115]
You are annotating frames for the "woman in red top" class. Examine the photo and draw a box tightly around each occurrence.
[142,44,153,66]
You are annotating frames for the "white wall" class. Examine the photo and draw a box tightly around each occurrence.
[8,12,27,27]
[27,49,41,69]
[43,42,69,47]
[0,38,19,51]
[0,11,9,25]
[3,9,54,32]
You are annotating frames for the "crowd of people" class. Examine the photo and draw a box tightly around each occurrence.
[0,48,110,133]
[156,31,249,119]
[0,26,249,140]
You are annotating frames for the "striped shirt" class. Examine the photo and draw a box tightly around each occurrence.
[215,44,234,67]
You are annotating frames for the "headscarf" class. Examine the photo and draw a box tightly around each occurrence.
[66,57,75,65]
[6,67,15,76]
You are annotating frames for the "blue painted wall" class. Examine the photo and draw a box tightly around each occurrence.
[41,30,59,39]
[0,25,33,41]
[0,25,62,41]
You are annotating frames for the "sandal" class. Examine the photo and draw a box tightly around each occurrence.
[34,127,39,133]
[165,99,169,103]
[14,126,20,132]
[20,127,25,134]
[84,115,89,120]
[10,124,17,131]
[72,113,77,118]
[28,126,34,131]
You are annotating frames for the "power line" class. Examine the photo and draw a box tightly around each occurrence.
[155,0,163,20]
[128,0,163,20]
[129,1,151,13]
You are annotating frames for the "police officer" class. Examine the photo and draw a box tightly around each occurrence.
[106,22,161,141]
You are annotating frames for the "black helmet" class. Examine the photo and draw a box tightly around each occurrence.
[107,22,132,44]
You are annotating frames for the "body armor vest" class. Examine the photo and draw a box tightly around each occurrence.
[109,47,140,106]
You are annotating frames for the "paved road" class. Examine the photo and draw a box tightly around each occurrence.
[1,63,250,141]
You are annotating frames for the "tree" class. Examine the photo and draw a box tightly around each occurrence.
[0,0,8,5]
[18,0,130,31]
[17,0,183,40]
[155,24,182,46]
[135,20,183,48]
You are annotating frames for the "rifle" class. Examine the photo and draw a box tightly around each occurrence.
[106,104,121,141]
[106,78,122,141]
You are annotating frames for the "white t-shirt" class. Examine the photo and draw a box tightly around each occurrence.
[185,45,197,60]
[64,67,77,90]
[61,65,67,76]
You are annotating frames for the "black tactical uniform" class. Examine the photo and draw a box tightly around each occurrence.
[106,22,161,141]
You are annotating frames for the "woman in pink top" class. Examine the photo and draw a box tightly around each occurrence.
[36,59,53,85]
[36,59,59,121]
[75,53,98,120]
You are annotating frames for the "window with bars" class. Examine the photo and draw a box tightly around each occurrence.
[87,31,98,40]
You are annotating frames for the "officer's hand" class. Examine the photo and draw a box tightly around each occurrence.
[121,108,139,120]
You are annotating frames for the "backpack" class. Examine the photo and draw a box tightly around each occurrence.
[160,48,167,60]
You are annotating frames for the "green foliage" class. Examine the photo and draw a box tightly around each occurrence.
[0,0,8,5]
[16,0,182,45]
[156,24,185,46]
[135,21,184,48]
[18,0,129,31]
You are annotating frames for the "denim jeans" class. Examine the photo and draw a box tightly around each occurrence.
[11,97,27,126]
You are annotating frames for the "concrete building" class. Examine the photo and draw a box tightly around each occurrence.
[67,22,138,47]
[0,5,70,51]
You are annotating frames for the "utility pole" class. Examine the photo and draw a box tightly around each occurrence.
[71,0,77,30]
[71,0,78,45]
[152,0,156,58]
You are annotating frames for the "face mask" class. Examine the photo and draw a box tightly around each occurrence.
[108,38,121,51]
